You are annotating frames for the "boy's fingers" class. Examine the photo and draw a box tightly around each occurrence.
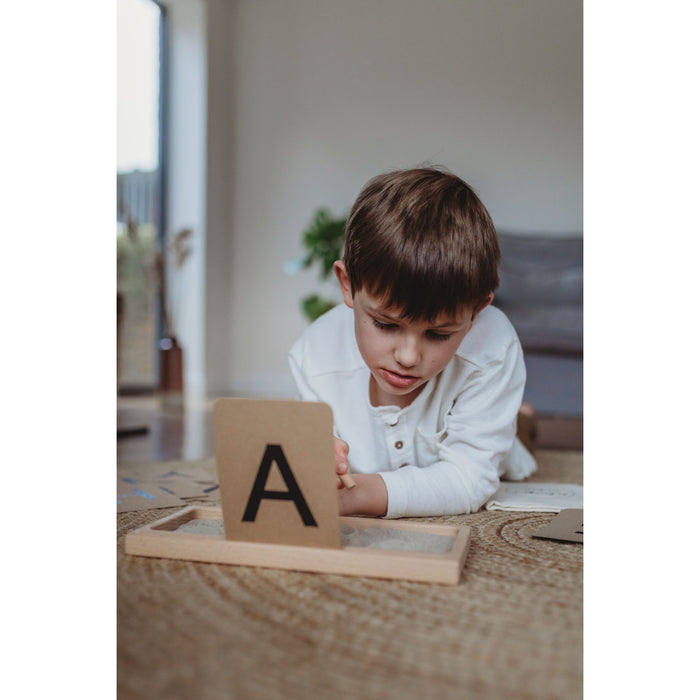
[334,437,350,475]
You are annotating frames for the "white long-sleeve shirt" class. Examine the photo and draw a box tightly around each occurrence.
[288,304,536,518]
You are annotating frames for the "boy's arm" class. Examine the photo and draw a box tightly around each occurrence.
[288,342,321,402]
[379,339,529,517]
[337,473,388,517]
[290,342,363,497]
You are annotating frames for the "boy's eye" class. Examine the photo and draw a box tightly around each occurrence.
[427,330,452,341]
[373,319,397,331]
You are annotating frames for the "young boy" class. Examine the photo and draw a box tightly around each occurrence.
[288,167,536,518]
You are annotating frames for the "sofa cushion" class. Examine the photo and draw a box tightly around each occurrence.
[493,232,583,354]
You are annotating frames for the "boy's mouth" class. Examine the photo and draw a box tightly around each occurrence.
[379,368,421,389]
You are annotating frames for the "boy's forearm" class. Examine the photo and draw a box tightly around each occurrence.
[337,473,388,517]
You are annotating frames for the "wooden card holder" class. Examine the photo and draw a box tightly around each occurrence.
[124,398,472,584]
[125,505,471,585]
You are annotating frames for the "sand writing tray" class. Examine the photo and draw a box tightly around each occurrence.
[125,505,471,585]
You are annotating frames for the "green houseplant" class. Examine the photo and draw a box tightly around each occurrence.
[291,208,347,322]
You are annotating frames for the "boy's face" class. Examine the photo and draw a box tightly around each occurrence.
[334,262,492,408]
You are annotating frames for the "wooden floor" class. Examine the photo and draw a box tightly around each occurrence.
[117,394,582,466]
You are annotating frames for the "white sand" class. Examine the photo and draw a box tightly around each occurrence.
[177,518,454,553]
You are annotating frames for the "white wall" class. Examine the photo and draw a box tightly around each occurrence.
[169,0,582,398]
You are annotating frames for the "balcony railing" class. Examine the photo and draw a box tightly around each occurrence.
[117,169,159,226]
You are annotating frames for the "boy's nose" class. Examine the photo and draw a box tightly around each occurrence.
[394,338,420,368]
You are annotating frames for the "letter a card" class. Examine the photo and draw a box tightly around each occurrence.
[213,398,341,548]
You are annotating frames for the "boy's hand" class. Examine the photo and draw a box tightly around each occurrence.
[334,437,350,489]
[333,438,388,515]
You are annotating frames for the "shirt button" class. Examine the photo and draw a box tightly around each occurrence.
[394,441,403,450]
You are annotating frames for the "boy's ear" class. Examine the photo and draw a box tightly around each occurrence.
[334,261,354,308]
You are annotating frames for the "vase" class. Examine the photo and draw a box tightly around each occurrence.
[159,336,184,393]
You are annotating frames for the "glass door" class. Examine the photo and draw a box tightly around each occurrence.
[117,0,165,393]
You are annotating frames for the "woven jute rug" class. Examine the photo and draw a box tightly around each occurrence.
[118,449,583,700]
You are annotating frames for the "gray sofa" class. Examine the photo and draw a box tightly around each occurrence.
[493,232,583,417]
[494,232,582,356]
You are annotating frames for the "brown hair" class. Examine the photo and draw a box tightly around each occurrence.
[343,167,500,320]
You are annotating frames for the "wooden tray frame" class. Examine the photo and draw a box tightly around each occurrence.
[125,506,471,585]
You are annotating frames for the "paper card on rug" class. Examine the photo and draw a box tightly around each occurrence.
[122,463,216,483]
[117,479,186,512]
[485,482,583,513]
[145,471,220,502]
[533,508,583,543]
[179,481,220,503]
[118,469,220,502]
[214,398,341,549]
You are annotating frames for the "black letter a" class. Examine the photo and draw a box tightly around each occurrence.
[242,444,317,526]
